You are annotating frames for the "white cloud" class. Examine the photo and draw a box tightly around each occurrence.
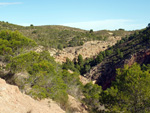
[62,19,145,31]
[0,2,22,6]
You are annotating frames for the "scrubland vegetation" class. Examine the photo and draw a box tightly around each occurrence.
[62,25,150,112]
[0,30,83,110]
[0,21,134,49]
[1,22,150,112]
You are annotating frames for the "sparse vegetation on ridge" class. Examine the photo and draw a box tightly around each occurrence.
[0,21,135,50]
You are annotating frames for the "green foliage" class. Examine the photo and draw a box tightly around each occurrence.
[62,54,93,74]
[105,49,113,56]
[57,44,63,50]
[62,24,150,75]
[68,36,84,47]
[6,49,84,109]
[83,82,102,111]
[30,24,34,27]
[89,29,94,33]
[0,30,36,61]
[84,64,91,73]
[102,63,150,113]
[118,28,125,31]
[62,70,82,98]
[0,21,134,50]
[96,53,104,63]
[7,51,68,106]
[63,58,79,73]
[120,52,124,58]
[142,64,150,71]
[78,54,84,66]
[81,25,150,75]
[82,63,150,112]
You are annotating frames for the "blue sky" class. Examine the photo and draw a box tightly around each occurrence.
[0,0,150,31]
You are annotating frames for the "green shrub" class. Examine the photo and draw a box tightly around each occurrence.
[83,82,102,111]
[0,30,36,61]
[101,63,150,113]
[62,70,82,98]
[7,51,68,107]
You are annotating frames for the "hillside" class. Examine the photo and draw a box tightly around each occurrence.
[84,26,150,89]
[52,37,121,63]
[0,21,135,50]
[66,25,150,112]
[1,21,149,113]
[0,29,89,113]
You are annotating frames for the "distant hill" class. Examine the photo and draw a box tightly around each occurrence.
[0,21,135,50]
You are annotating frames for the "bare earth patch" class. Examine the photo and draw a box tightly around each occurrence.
[0,78,65,113]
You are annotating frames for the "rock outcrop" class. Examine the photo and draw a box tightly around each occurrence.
[0,78,65,113]
[50,36,121,63]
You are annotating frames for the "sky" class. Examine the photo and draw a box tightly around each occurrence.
[0,0,150,31]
